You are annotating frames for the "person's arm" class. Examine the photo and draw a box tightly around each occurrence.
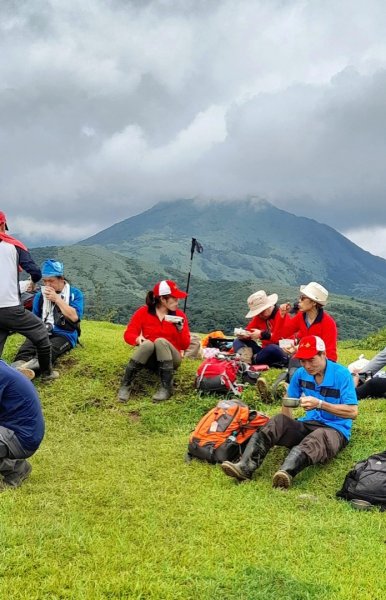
[300,396,358,419]
[44,287,79,322]
[123,308,145,346]
[275,308,300,338]
[177,311,191,350]
[359,346,386,376]
[322,316,338,362]
[17,248,41,283]
[300,372,358,419]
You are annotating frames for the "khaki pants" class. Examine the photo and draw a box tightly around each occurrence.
[132,338,182,370]
[261,413,347,464]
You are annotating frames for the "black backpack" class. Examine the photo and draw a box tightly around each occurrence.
[336,450,386,510]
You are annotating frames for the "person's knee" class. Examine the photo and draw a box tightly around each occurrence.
[154,338,170,350]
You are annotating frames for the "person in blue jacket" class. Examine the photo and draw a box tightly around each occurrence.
[221,335,358,488]
[13,259,84,380]
[0,360,45,488]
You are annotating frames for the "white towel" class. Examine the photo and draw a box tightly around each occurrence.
[42,282,71,326]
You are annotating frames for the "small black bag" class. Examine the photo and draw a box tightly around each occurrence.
[336,450,386,510]
[53,306,81,336]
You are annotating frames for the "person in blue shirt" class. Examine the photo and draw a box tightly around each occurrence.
[13,259,84,380]
[0,360,45,488]
[221,335,358,488]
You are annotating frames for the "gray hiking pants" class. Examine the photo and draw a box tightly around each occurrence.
[132,338,182,369]
[0,305,52,372]
[0,425,33,482]
[360,346,386,377]
[261,413,347,464]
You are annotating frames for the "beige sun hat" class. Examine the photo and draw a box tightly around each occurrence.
[300,282,328,306]
[245,290,278,319]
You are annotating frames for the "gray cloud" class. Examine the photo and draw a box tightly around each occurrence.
[1,0,386,254]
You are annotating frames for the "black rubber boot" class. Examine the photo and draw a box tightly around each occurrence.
[272,446,310,489]
[118,359,144,402]
[221,430,272,481]
[152,360,174,403]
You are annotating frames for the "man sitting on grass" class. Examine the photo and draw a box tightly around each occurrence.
[0,360,45,489]
[221,335,358,488]
[13,259,84,380]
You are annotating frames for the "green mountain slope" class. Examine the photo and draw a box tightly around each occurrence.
[29,244,386,340]
[79,198,386,302]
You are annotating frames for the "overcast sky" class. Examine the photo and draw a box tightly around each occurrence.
[1,0,386,256]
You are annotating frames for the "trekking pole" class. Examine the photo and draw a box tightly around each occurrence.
[184,238,203,313]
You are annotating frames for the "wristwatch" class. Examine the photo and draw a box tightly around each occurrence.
[317,399,323,410]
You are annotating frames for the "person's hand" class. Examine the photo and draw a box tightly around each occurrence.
[26,280,36,292]
[282,344,297,356]
[249,328,261,340]
[300,396,319,410]
[136,334,147,345]
[279,302,292,317]
[43,286,57,302]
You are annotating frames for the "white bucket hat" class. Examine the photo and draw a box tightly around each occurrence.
[300,282,328,306]
[245,290,278,319]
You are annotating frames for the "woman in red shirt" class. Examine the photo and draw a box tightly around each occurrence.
[233,290,291,367]
[118,280,191,403]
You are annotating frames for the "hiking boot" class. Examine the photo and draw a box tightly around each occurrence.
[118,359,143,403]
[256,377,273,404]
[152,360,174,403]
[40,370,60,382]
[2,460,32,488]
[272,446,310,489]
[273,381,289,403]
[237,347,253,365]
[221,430,272,481]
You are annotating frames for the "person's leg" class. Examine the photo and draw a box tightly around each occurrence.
[287,357,302,381]
[253,344,289,367]
[13,339,38,363]
[273,425,346,488]
[356,377,386,399]
[118,341,155,402]
[152,338,181,402]
[0,426,32,488]
[221,414,310,481]
[0,306,53,375]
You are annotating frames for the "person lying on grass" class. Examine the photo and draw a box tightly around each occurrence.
[118,280,191,403]
[221,335,358,489]
[0,360,44,489]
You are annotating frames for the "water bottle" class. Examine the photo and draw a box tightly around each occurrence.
[228,430,238,443]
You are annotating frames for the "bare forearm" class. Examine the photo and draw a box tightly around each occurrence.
[54,297,79,322]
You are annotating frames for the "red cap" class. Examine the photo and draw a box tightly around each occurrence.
[294,335,326,359]
[153,280,187,299]
[0,211,9,230]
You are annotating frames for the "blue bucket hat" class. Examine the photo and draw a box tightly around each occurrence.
[41,259,64,277]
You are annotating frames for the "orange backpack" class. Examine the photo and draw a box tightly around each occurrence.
[187,398,269,464]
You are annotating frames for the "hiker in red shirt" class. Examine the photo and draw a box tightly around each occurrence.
[118,280,191,403]
[233,290,291,367]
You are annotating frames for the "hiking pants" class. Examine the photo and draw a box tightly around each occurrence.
[132,338,182,370]
[356,376,386,400]
[0,305,52,372]
[0,425,34,481]
[233,339,288,367]
[261,414,347,464]
[15,334,72,367]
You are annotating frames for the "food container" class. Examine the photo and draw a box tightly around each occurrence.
[282,397,301,408]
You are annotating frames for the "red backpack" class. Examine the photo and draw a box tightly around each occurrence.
[187,398,269,463]
[195,355,242,395]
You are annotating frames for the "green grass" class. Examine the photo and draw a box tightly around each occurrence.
[1,322,386,599]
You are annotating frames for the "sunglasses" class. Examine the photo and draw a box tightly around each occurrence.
[299,295,310,301]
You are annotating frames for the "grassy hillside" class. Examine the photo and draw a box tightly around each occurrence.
[28,245,386,340]
[1,323,386,599]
